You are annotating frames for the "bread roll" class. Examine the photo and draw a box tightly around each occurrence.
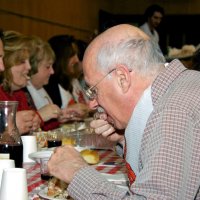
[80,149,99,164]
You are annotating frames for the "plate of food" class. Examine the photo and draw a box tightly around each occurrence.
[38,177,72,200]
[38,188,66,200]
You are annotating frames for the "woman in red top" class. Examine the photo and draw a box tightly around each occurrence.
[0,30,41,134]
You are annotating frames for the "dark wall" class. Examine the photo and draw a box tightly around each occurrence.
[99,10,200,55]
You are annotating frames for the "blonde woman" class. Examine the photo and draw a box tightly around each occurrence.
[0,31,41,134]
[26,36,89,130]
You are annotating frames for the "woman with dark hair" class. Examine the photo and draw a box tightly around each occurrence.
[44,35,89,118]
[74,39,88,88]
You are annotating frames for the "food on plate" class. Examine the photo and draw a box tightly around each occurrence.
[80,149,99,164]
[62,137,76,146]
[46,149,99,198]
[47,177,70,199]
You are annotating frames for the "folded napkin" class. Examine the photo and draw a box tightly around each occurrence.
[101,173,129,188]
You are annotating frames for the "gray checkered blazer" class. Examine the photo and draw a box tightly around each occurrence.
[68,59,200,200]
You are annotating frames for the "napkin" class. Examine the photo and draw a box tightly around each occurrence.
[101,173,129,187]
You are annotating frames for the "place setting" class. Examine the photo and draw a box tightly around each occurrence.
[27,121,128,199]
[29,121,115,163]
[33,146,128,200]
[29,128,97,164]
[28,127,99,199]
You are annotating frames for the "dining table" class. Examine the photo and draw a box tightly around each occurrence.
[24,149,128,200]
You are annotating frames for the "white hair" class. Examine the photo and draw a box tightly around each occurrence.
[96,38,166,78]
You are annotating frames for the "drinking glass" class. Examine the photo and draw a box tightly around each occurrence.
[0,168,28,200]
[0,159,15,188]
[21,135,37,163]
[47,130,62,148]
[40,157,52,181]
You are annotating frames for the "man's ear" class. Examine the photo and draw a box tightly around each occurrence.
[115,65,131,93]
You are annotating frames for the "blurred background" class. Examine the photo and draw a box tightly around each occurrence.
[0,0,199,56]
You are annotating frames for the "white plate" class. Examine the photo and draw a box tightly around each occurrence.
[29,146,88,163]
[38,187,66,200]
[29,150,53,163]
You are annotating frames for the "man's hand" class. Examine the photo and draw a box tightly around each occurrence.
[48,146,88,183]
[90,112,125,143]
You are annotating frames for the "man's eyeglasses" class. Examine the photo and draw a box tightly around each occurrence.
[84,68,116,101]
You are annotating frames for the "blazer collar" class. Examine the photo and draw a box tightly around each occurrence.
[151,59,187,106]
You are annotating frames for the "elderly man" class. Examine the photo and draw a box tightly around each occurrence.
[48,24,200,199]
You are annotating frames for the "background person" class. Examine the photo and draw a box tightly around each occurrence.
[48,24,200,199]
[45,34,89,106]
[44,34,90,120]
[74,39,88,88]
[26,36,87,130]
[25,36,62,131]
[139,4,164,52]
[0,30,41,134]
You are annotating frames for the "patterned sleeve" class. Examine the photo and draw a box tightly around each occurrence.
[68,167,130,200]
[132,105,200,199]
[67,106,200,199]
